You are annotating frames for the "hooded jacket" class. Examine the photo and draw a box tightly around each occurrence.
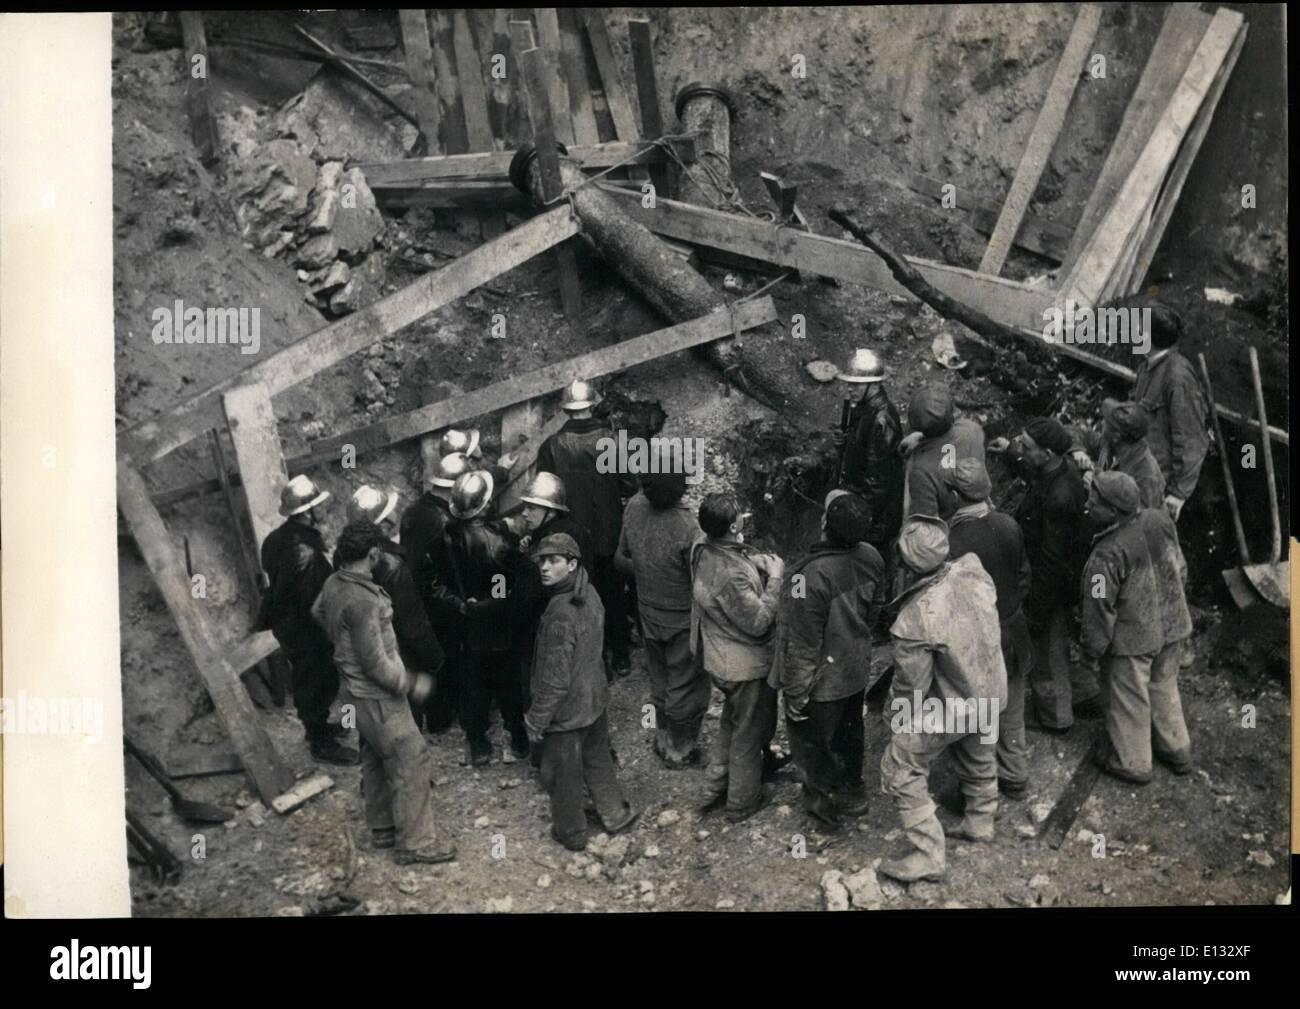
[769,541,884,711]
[890,552,1008,712]
[311,568,413,700]
[690,538,782,681]
[1132,348,1208,500]
[1080,513,1163,659]
[537,416,635,557]
[525,567,609,735]
[905,417,986,519]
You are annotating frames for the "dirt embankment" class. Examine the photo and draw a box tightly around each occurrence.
[114,9,1289,915]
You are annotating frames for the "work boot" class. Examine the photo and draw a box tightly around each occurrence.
[371,827,396,850]
[1025,703,1070,736]
[604,804,641,835]
[725,783,776,824]
[310,739,360,766]
[508,729,531,762]
[880,806,946,883]
[834,787,870,819]
[1072,695,1105,720]
[697,789,728,816]
[464,738,492,768]
[1155,748,1193,776]
[998,778,1028,800]
[1093,748,1151,785]
[762,748,794,781]
[550,826,588,852]
[944,817,995,842]
[803,791,842,833]
[608,651,632,680]
[393,841,457,865]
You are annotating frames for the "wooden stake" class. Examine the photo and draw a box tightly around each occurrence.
[178,12,220,165]
[398,9,442,152]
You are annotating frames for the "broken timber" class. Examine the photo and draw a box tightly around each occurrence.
[299,297,778,465]
[978,3,1101,275]
[221,382,287,550]
[178,12,220,166]
[117,206,579,466]
[116,461,295,806]
[398,9,443,151]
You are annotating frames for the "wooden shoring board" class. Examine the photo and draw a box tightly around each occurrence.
[597,184,1055,329]
[359,137,694,187]
[1123,22,1247,297]
[627,17,667,194]
[498,399,546,513]
[533,9,575,145]
[298,297,779,466]
[398,9,443,151]
[978,4,1101,275]
[1062,9,1242,308]
[116,460,295,805]
[118,206,579,466]
[583,10,640,143]
[484,10,513,147]
[221,382,288,553]
[1058,4,1211,276]
[452,10,495,152]
[558,7,600,146]
[518,43,583,323]
[178,12,220,165]
[907,174,1071,262]
[427,10,468,154]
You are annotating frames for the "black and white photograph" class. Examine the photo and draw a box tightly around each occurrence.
[1,5,1292,941]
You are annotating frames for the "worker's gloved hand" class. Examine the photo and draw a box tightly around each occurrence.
[898,431,924,456]
[1071,449,1095,473]
[987,436,1011,454]
[784,702,810,724]
[409,673,434,706]
[1164,495,1185,522]
[525,722,545,746]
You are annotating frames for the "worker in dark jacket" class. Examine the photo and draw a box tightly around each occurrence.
[616,471,709,767]
[772,492,884,830]
[1069,399,1166,509]
[832,349,904,564]
[428,470,529,767]
[993,417,1097,732]
[400,452,472,733]
[525,533,638,852]
[1132,305,1208,521]
[258,475,357,766]
[537,379,636,677]
[944,459,1033,798]
[346,486,445,727]
[902,383,986,520]
[312,520,455,864]
[1080,473,1164,784]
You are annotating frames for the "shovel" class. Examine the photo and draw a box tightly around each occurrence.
[124,734,234,824]
[1199,353,1255,607]
[1241,346,1288,607]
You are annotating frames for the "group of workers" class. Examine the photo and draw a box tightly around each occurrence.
[256,301,1211,881]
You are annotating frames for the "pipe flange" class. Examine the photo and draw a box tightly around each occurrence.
[674,82,738,121]
[508,140,570,195]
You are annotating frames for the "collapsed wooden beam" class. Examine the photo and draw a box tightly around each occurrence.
[597,183,1056,329]
[359,137,695,187]
[116,462,295,806]
[117,206,579,466]
[298,297,779,466]
[978,4,1101,275]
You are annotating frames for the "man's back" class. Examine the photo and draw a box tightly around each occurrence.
[1133,349,1208,499]
[618,492,698,615]
[907,417,985,519]
[947,509,1030,623]
[312,570,409,699]
[1080,516,1163,658]
[538,418,628,556]
[1135,507,1192,646]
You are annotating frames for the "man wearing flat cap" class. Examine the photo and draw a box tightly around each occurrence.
[525,533,638,851]
[945,459,1034,799]
[879,516,1007,882]
[771,491,885,831]
[1082,473,1189,784]
[1069,399,1166,509]
[901,383,986,521]
[992,416,1096,732]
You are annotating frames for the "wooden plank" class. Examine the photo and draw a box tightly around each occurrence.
[582,10,640,142]
[518,44,583,323]
[221,383,288,551]
[118,207,580,465]
[359,137,693,186]
[533,9,574,145]
[167,747,245,779]
[1058,4,1211,276]
[299,297,779,465]
[452,10,495,151]
[398,9,443,151]
[116,461,295,805]
[178,12,220,165]
[978,4,1101,275]
[908,174,1072,262]
[1042,752,1103,850]
[627,17,665,193]
[1063,9,1242,307]
[372,186,532,213]
[1124,23,1247,296]
[498,399,545,512]
[486,10,513,148]
[558,7,600,146]
[293,25,421,132]
[597,185,1056,329]
[429,10,468,154]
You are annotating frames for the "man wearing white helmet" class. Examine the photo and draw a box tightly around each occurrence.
[257,474,358,766]
[537,379,636,678]
[346,485,445,728]
[439,428,517,493]
[400,452,472,733]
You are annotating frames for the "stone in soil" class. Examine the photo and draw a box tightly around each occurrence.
[820,870,851,911]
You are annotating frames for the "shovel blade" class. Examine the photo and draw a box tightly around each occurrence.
[1243,562,1289,608]
[1222,568,1259,609]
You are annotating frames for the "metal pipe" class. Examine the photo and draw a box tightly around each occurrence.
[674,83,738,208]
